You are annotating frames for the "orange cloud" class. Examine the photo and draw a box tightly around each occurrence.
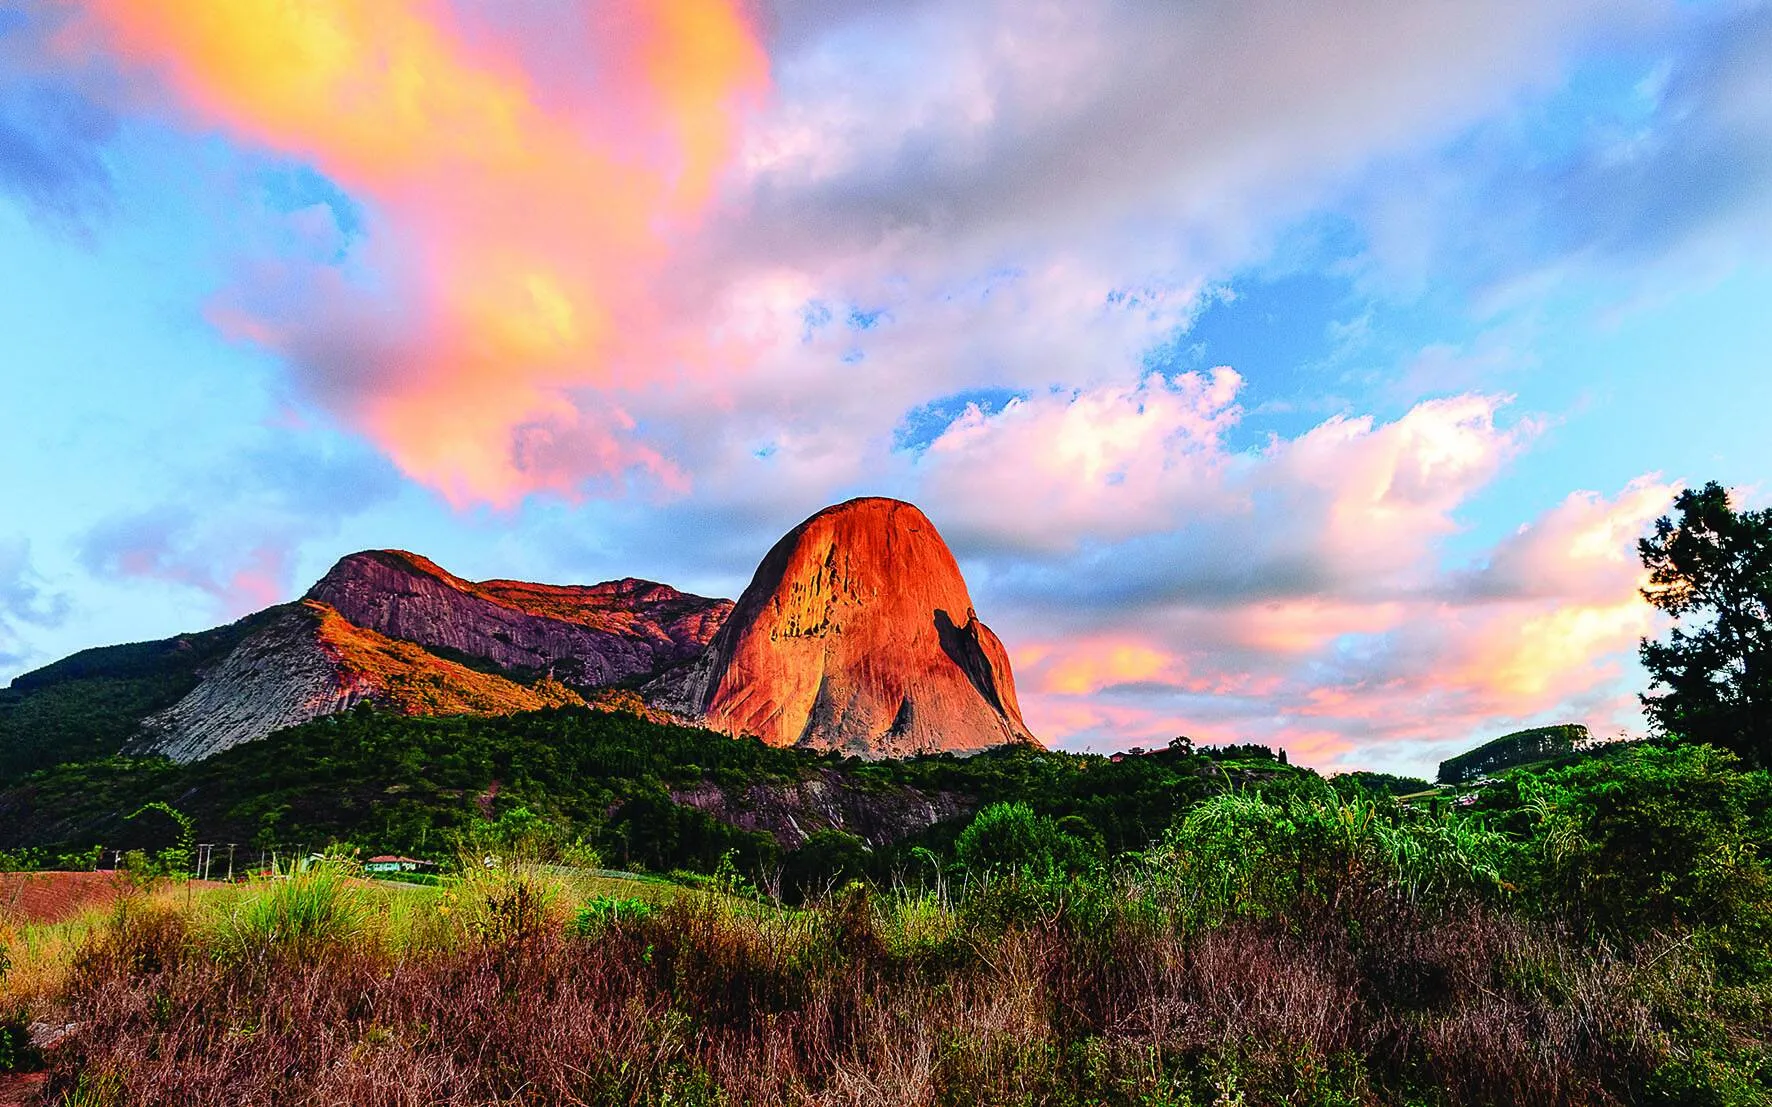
[1017,478,1672,771]
[1038,641,1173,695]
[74,0,767,505]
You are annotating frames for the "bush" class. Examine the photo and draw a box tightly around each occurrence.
[0,1007,40,1073]
[570,895,656,937]
[955,801,1098,883]
[781,829,870,903]
[1514,743,1772,964]
[1139,788,1511,930]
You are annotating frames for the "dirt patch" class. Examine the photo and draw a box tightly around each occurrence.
[0,871,229,927]
[0,871,136,926]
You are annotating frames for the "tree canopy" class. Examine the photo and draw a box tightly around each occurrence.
[1639,481,1772,765]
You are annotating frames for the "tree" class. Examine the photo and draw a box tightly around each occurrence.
[782,829,870,902]
[124,801,195,877]
[1639,481,1772,764]
[954,801,1098,882]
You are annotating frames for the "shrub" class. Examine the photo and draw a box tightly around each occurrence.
[440,862,564,946]
[570,895,655,937]
[955,801,1098,883]
[1138,788,1511,930]
[213,858,371,960]
[0,1006,40,1073]
[1515,743,1772,963]
[781,829,871,903]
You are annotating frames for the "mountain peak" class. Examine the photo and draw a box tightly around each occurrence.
[662,497,1036,757]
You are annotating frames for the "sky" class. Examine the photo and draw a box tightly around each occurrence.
[3,0,1771,777]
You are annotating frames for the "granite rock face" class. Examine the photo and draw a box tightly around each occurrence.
[306,551,732,690]
[38,503,1036,766]
[135,604,373,764]
[669,770,975,848]
[658,498,1037,757]
[130,551,735,763]
[133,599,589,763]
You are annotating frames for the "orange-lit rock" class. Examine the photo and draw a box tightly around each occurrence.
[658,498,1038,757]
[131,551,733,763]
[307,550,731,690]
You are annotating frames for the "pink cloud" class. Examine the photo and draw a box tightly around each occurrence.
[82,511,294,618]
[908,371,1670,771]
[915,368,1246,552]
[1005,477,1674,772]
[64,0,768,507]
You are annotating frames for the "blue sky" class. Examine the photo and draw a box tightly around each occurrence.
[2,0,1770,775]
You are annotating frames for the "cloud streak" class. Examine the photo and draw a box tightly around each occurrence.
[0,5,118,231]
[64,0,768,506]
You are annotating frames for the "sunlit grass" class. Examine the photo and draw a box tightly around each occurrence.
[1,880,199,1008]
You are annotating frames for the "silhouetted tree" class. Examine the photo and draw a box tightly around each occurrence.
[1639,481,1772,764]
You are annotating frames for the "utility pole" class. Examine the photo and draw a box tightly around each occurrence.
[226,843,237,883]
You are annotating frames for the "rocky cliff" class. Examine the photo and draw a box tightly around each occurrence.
[135,599,588,763]
[307,551,731,690]
[134,604,370,763]
[669,770,974,849]
[656,498,1037,756]
[9,504,1037,769]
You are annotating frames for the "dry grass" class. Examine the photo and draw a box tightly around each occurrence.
[1,880,218,1010]
[14,871,1717,1107]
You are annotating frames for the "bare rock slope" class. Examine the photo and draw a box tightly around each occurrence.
[308,551,731,691]
[658,498,1037,756]
[130,550,732,764]
[136,604,369,764]
[136,600,586,763]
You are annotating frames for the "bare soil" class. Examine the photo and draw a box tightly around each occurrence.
[0,871,225,926]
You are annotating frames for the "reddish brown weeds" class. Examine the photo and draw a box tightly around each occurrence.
[36,892,1701,1105]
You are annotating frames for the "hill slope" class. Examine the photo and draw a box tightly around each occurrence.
[1,555,731,770]
[134,600,589,763]
[0,704,1220,875]
[0,608,277,778]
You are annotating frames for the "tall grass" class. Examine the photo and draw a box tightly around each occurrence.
[1131,787,1514,932]
[209,857,373,962]
[23,857,1755,1106]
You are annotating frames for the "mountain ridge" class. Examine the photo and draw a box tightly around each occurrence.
[306,550,732,691]
[3,498,1039,768]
